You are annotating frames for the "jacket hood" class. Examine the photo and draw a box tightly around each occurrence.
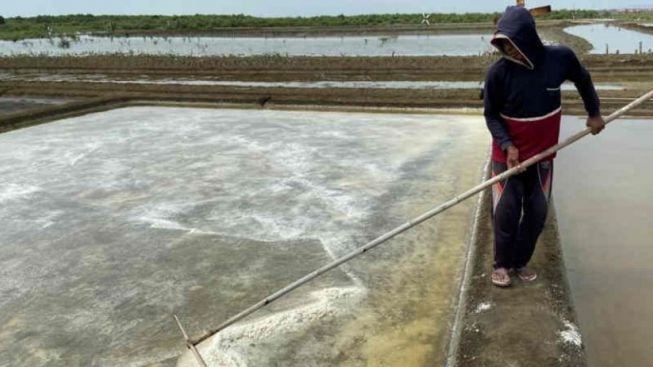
[491,6,545,69]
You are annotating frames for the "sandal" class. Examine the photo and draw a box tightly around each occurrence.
[491,267,512,287]
[515,267,537,282]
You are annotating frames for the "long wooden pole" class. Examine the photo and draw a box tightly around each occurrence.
[174,315,208,367]
[187,89,653,350]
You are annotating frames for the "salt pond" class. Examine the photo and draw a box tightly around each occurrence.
[0,107,488,366]
[0,34,495,57]
[564,24,653,54]
[555,116,653,367]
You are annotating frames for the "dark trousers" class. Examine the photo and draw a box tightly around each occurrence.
[491,160,553,269]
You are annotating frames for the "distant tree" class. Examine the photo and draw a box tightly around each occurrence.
[0,16,5,25]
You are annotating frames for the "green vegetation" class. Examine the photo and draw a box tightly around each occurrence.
[0,13,493,41]
[0,10,651,41]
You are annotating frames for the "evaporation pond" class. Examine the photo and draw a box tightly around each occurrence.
[0,34,494,57]
[0,106,489,366]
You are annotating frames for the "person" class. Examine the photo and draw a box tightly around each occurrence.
[483,6,605,287]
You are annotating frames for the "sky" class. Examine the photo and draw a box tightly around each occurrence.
[1,0,649,17]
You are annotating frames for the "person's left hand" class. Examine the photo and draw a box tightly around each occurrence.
[587,115,606,135]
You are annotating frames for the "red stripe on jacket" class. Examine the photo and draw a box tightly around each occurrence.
[491,108,562,163]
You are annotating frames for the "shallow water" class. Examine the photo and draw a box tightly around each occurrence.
[564,23,653,54]
[0,72,625,91]
[0,107,488,366]
[555,117,653,367]
[0,34,495,57]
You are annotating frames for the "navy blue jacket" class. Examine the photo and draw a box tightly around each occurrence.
[484,6,601,151]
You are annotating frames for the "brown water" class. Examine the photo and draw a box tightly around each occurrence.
[554,117,653,367]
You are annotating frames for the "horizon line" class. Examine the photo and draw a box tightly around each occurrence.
[4,8,652,19]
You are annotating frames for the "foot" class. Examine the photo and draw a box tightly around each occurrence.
[515,266,537,282]
[491,267,512,287]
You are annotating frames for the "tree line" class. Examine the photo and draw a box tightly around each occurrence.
[0,10,649,41]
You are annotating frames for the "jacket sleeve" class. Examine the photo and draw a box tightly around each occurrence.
[564,47,601,117]
[483,66,513,150]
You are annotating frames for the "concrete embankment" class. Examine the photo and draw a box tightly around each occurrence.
[451,179,585,366]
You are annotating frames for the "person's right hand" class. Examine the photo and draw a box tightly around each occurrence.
[586,115,606,135]
[506,144,520,169]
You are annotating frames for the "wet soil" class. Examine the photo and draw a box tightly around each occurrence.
[1,54,651,124]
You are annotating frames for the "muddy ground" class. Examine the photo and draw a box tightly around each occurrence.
[621,22,653,36]
[1,54,652,130]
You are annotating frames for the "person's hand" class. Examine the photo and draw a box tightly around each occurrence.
[506,144,520,169]
[587,115,606,135]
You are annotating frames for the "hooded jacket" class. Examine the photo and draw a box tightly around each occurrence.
[484,6,600,162]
